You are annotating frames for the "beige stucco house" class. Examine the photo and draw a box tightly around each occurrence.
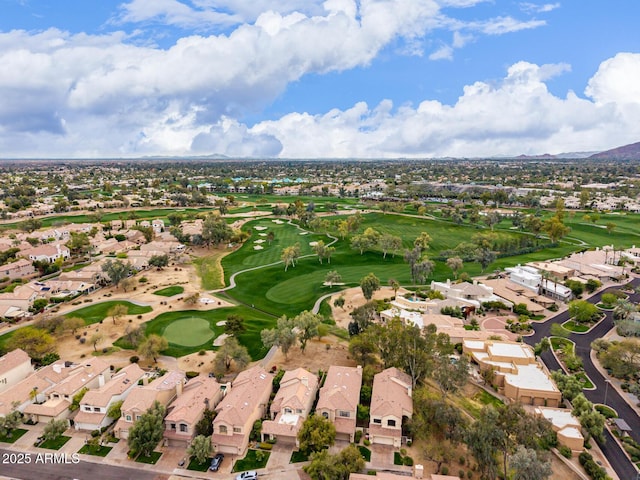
[211,366,273,455]
[369,367,413,447]
[261,368,319,446]
[0,349,32,394]
[316,365,362,442]
[464,340,561,407]
[164,375,227,447]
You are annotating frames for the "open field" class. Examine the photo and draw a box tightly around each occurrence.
[65,300,153,325]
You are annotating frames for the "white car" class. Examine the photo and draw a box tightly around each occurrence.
[235,472,258,480]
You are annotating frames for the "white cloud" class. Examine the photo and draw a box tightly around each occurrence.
[429,43,453,60]
[585,52,640,105]
[520,2,561,14]
[244,58,640,158]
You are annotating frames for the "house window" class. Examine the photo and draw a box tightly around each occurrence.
[180,424,188,432]
[387,419,396,427]
[126,415,132,422]
[170,423,176,430]
[233,427,241,433]
[296,409,302,414]
[93,407,101,412]
[322,412,329,419]
[219,425,227,434]
[338,411,350,418]
[373,418,381,424]
[136,415,141,421]
[284,408,292,414]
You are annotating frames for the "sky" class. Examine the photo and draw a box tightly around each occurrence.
[1,1,640,159]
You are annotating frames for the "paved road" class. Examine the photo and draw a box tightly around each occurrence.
[524,278,640,480]
[0,447,166,480]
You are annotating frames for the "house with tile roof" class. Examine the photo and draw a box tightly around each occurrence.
[74,363,146,431]
[114,370,185,439]
[164,375,227,447]
[368,367,413,447]
[0,259,35,281]
[23,358,110,424]
[464,339,561,407]
[261,368,319,447]
[0,349,32,394]
[316,365,362,442]
[211,366,273,455]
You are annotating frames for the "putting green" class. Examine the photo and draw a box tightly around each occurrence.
[163,317,215,347]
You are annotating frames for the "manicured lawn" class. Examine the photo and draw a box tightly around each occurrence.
[134,451,162,464]
[393,452,404,465]
[163,316,215,347]
[187,456,212,472]
[116,306,274,359]
[562,320,590,333]
[232,449,270,472]
[193,253,225,290]
[153,286,184,297]
[39,436,71,450]
[550,336,573,352]
[358,446,371,462]
[0,428,27,443]
[65,301,152,325]
[290,450,310,463]
[595,404,618,419]
[78,444,113,457]
[596,304,614,310]
[575,372,595,389]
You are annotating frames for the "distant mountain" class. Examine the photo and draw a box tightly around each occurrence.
[589,141,640,160]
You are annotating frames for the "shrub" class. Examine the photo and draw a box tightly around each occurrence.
[186,371,199,379]
[198,350,206,356]
[440,465,448,475]
[559,445,572,458]
[258,442,273,450]
[363,439,370,446]
[354,430,363,443]
[403,456,413,466]
[129,356,139,363]
[139,277,148,283]
[79,337,86,344]
[458,470,465,479]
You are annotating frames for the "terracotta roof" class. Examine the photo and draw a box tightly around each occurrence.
[165,376,222,425]
[49,358,110,397]
[317,366,362,413]
[81,364,145,408]
[214,366,272,427]
[369,367,413,418]
[0,349,31,376]
[270,368,318,414]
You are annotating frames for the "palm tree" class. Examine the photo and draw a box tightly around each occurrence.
[613,299,637,321]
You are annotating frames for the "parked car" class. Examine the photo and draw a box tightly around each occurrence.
[235,472,258,480]
[209,453,224,471]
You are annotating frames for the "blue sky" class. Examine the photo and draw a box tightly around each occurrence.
[1,0,640,158]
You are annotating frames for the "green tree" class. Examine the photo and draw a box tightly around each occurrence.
[324,270,342,288]
[195,408,216,437]
[101,259,133,289]
[432,354,469,399]
[137,334,168,363]
[304,445,365,480]
[90,332,104,352]
[568,300,599,324]
[188,434,212,465]
[201,214,232,248]
[62,317,85,335]
[360,273,380,300]
[579,409,605,443]
[281,244,301,271]
[213,337,251,373]
[551,371,583,401]
[224,314,246,336]
[446,257,463,279]
[69,387,88,412]
[509,445,552,480]
[6,327,56,360]
[388,278,400,299]
[107,400,124,420]
[379,233,402,259]
[148,254,169,269]
[261,315,297,358]
[601,293,616,307]
[127,401,166,458]
[66,232,92,257]
[298,414,336,454]
[542,216,570,243]
[476,247,496,273]
[293,311,322,354]
[43,419,67,441]
[414,232,432,252]
[108,304,128,325]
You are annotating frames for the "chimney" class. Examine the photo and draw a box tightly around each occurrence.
[301,376,308,387]
[414,464,424,479]
[98,373,105,387]
[142,375,149,386]
[176,378,183,396]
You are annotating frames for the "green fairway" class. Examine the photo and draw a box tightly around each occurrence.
[120,306,275,359]
[163,316,215,347]
[65,301,152,325]
[153,286,185,297]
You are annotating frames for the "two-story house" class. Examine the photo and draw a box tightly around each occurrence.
[262,368,318,446]
[368,367,413,447]
[23,358,111,424]
[164,375,226,447]
[211,366,272,455]
[113,370,185,439]
[74,363,146,431]
[0,349,32,394]
[316,366,362,442]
